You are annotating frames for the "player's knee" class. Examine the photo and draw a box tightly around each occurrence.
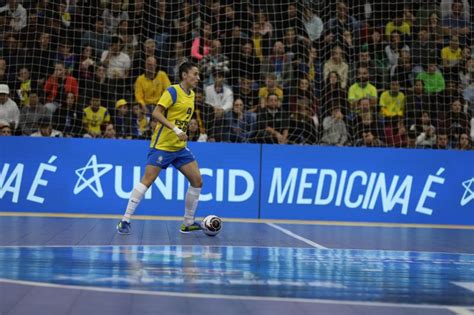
[191,177,203,188]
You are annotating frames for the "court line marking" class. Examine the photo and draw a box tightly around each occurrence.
[1,212,474,230]
[0,277,470,310]
[447,307,474,315]
[265,223,327,249]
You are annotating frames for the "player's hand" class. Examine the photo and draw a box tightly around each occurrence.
[173,126,188,141]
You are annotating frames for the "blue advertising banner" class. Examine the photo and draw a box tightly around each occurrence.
[0,137,260,218]
[260,145,474,224]
[1,137,473,224]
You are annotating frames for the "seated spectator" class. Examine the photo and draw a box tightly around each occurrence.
[102,0,129,35]
[320,104,349,146]
[44,62,79,113]
[348,67,378,114]
[233,76,259,113]
[261,41,293,89]
[435,131,451,149]
[289,77,318,115]
[14,67,32,107]
[416,124,437,148]
[30,32,55,85]
[30,117,63,137]
[164,41,189,83]
[390,54,416,92]
[115,19,138,60]
[303,7,324,43]
[354,129,384,147]
[320,71,348,118]
[53,92,83,137]
[187,118,207,142]
[83,94,111,138]
[200,39,230,86]
[411,28,438,73]
[325,1,360,46]
[0,0,27,32]
[287,98,319,145]
[416,62,446,95]
[191,22,212,61]
[0,58,12,86]
[114,99,136,139]
[385,31,410,69]
[351,99,384,143]
[253,93,289,144]
[385,11,411,39]
[223,98,256,143]
[19,90,50,136]
[379,80,406,119]
[405,80,432,124]
[384,119,408,147]
[132,103,149,138]
[134,56,171,114]
[102,122,117,139]
[75,46,96,82]
[442,98,471,146]
[323,45,349,89]
[353,48,385,91]
[81,17,111,59]
[456,132,472,150]
[230,40,261,86]
[132,38,158,79]
[100,36,131,80]
[0,123,12,136]
[55,40,77,74]
[258,73,284,108]
[441,36,462,78]
[0,84,19,130]
[442,0,470,45]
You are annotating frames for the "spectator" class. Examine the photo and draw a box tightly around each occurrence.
[289,77,318,115]
[55,40,77,74]
[19,90,50,136]
[223,97,256,143]
[441,36,462,77]
[0,0,27,32]
[385,11,411,39]
[443,99,471,145]
[43,62,79,113]
[200,39,230,86]
[75,45,96,82]
[416,124,437,148]
[0,124,12,136]
[348,67,378,113]
[187,118,207,142]
[82,94,111,137]
[30,117,63,137]
[411,28,438,73]
[131,38,158,79]
[191,22,213,61]
[30,32,55,85]
[321,71,348,118]
[0,84,19,130]
[303,7,324,43]
[134,56,171,114]
[102,122,117,139]
[384,118,408,147]
[435,131,451,149]
[0,58,11,86]
[53,92,83,137]
[230,40,261,85]
[442,0,470,45]
[115,19,138,60]
[320,104,349,146]
[164,40,189,83]
[253,93,289,144]
[102,0,129,35]
[261,41,293,89]
[233,76,259,113]
[14,67,31,107]
[456,132,472,150]
[390,54,416,92]
[379,80,406,119]
[385,31,410,69]
[354,130,384,147]
[250,20,272,61]
[325,1,360,46]
[258,73,284,108]
[353,48,385,91]
[416,62,445,95]
[405,80,432,124]
[81,17,112,59]
[287,98,319,145]
[114,98,135,139]
[131,103,149,138]
[100,36,131,80]
[323,45,349,89]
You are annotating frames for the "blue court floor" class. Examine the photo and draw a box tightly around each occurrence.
[0,214,473,315]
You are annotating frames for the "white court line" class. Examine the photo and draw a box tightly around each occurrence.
[265,223,327,249]
[0,277,469,311]
[447,307,474,315]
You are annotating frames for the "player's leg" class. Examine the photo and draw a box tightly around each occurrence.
[117,165,161,234]
[177,160,203,233]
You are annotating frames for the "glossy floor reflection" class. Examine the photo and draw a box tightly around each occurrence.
[0,245,473,306]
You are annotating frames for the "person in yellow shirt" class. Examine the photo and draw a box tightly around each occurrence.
[379,80,405,118]
[385,14,411,38]
[348,67,378,113]
[117,62,204,235]
[134,56,171,114]
[82,94,110,137]
[441,36,462,69]
[258,73,283,107]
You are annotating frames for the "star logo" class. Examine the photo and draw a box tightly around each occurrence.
[460,177,474,207]
[73,155,113,197]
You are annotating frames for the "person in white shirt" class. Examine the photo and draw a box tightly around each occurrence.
[30,117,63,137]
[0,0,27,32]
[204,70,234,120]
[100,36,131,79]
[0,84,19,130]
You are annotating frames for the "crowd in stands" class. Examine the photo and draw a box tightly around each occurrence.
[0,0,472,150]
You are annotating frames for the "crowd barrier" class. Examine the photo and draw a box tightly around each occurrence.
[1,137,473,225]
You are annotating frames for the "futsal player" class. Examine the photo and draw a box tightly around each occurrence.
[117,62,203,234]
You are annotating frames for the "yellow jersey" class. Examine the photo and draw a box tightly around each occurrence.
[134,71,171,106]
[83,106,110,134]
[441,47,462,62]
[150,84,194,151]
[379,91,405,117]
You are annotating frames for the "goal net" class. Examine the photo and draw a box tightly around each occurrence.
[0,0,472,150]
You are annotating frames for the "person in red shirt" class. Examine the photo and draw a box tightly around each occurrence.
[44,62,79,113]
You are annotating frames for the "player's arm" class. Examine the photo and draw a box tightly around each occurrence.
[151,105,188,141]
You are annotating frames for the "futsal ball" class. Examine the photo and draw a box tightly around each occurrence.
[202,215,222,236]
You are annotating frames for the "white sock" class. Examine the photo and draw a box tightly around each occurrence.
[184,186,201,226]
[122,182,148,222]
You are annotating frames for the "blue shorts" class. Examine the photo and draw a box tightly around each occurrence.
[146,147,196,169]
